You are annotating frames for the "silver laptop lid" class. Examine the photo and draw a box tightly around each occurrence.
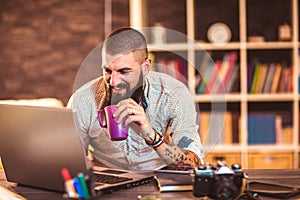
[0,104,88,192]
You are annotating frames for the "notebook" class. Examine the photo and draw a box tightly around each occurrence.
[0,103,153,194]
[153,165,194,192]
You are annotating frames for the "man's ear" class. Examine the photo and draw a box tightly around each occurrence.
[142,58,152,75]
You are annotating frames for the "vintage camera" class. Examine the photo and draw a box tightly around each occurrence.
[191,161,247,200]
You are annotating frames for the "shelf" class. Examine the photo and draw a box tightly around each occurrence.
[246,41,294,49]
[130,0,300,169]
[203,144,242,153]
[195,94,241,103]
[195,42,241,50]
[195,93,295,103]
[148,43,189,51]
[246,94,295,101]
[149,41,294,51]
[247,145,295,152]
[203,144,296,153]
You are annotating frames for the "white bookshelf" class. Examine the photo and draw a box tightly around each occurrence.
[130,0,300,169]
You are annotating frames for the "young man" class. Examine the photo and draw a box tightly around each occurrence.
[68,27,204,170]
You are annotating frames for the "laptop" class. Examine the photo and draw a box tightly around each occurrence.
[0,103,153,195]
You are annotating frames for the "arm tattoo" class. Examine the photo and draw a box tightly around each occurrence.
[160,144,201,167]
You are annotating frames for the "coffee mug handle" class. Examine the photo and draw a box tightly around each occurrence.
[97,109,107,128]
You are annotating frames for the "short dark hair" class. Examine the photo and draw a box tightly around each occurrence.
[103,27,148,64]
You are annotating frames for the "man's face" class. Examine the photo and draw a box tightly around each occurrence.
[102,52,146,104]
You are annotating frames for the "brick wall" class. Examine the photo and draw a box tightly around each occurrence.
[0,0,129,105]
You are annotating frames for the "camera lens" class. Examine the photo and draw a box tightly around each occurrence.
[215,178,238,200]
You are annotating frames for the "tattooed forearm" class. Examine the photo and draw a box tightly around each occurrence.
[155,142,201,167]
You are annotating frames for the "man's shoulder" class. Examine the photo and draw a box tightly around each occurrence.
[67,77,102,108]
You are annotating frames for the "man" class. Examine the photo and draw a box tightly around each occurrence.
[68,27,203,170]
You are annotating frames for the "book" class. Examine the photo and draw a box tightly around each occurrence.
[154,58,168,74]
[277,67,288,93]
[154,171,193,192]
[223,112,233,144]
[232,113,240,143]
[199,112,210,145]
[216,52,238,93]
[250,63,262,93]
[199,111,234,145]
[281,67,292,93]
[270,64,283,93]
[197,59,214,94]
[248,114,277,144]
[195,51,212,93]
[263,63,276,93]
[230,66,241,93]
[247,64,255,92]
[166,59,177,80]
[255,64,268,93]
[210,112,225,145]
[275,115,283,144]
[281,113,293,144]
[288,67,293,92]
[205,60,222,94]
[212,56,229,93]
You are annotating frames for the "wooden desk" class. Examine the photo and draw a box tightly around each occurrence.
[1,169,300,200]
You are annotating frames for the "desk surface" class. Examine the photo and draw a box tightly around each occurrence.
[1,169,300,200]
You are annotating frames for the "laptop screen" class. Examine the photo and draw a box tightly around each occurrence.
[0,104,88,191]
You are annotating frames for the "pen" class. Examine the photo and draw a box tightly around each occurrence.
[73,177,85,198]
[78,173,90,199]
[61,168,77,198]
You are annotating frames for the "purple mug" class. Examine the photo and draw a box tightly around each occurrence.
[98,105,128,141]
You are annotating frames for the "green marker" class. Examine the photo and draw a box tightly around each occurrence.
[78,173,90,199]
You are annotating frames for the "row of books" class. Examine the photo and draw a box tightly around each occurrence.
[199,111,293,145]
[150,52,294,95]
[248,62,293,94]
[248,113,293,144]
[195,51,240,94]
[149,54,187,84]
[199,111,240,146]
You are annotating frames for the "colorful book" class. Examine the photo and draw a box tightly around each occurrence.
[216,52,238,93]
[247,64,255,92]
[248,114,276,144]
[263,63,276,93]
[197,59,214,94]
[205,60,222,94]
[225,64,239,93]
[270,63,283,93]
[250,63,262,93]
[256,64,268,93]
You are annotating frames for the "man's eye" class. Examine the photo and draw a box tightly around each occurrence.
[104,68,112,74]
[120,70,131,74]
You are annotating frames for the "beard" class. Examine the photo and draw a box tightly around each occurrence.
[109,73,144,105]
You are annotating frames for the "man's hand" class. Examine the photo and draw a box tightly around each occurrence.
[113,98,155,140]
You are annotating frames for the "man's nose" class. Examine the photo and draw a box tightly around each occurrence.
[109,72,121,86]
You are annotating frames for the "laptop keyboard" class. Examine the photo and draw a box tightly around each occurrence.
[93,173,133,184]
